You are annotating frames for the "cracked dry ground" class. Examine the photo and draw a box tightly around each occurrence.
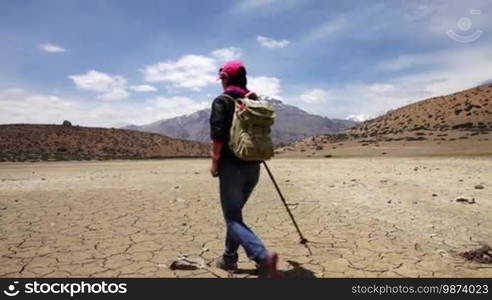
[1,157,491,278]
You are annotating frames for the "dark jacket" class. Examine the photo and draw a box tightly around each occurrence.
[209,90,242,161]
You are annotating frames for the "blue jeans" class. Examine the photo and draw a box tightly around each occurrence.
[218,157,267,263]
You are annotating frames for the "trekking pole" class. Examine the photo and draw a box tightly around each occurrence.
[262,161,308,245]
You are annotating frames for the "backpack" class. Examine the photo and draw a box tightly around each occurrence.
[222,94,275,161]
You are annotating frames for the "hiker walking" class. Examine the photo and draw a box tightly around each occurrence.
[209,60,278,277]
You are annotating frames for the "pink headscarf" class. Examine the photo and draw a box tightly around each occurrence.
[218,60,249,95]
[218,60,245,78]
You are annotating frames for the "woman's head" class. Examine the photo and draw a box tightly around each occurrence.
[219,60,247,90]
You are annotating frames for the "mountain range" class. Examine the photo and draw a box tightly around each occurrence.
[4,84,490,162]
[124,97,356,144]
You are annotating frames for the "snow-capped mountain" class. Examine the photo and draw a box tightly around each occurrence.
[124,97,357,143]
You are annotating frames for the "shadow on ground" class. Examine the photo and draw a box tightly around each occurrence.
[233,260,317,278]
[280,260,317,278]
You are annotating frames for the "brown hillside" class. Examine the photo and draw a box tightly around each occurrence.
[277,84,492,157]
[347,84,492,137]
[0,123,208,162]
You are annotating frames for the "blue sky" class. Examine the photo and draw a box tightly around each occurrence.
[1,0,491,126]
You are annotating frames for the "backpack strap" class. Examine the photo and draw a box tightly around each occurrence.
[222,92,258,101]
[221,93,246,111]
[221,93,238,102]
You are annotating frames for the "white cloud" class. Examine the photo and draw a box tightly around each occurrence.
[367,83,396,94]
[248,76,282,98]
[97,89,130,101]
[210,47,242,61]
[299,88,329,104]
[305,16,347,41]
[0,89,78,124]
[143,54,217,91]
[231,0,303,15]
[38,43,66,53]
[68,70,129,100]
[378,45,492,96]
[376,50,456,72]
[283,44,492,120]
[143,48,246,91]
[0,88,25,96]
[346,114,375,122]
[146,96,209,120]
[256,35,290,49]
[290,82,428,120]
[318,46,492,119]
[69,70,121,92]
[232,0,279,13]
[377,55,421,71]
[403,0,441,22]
[0,89,208,127]
[129,85,157,92]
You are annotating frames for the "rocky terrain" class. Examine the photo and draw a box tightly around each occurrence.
[277,84,492,157]
[0,122,208,162]
[124,97,356,144]
[1,158,490,277]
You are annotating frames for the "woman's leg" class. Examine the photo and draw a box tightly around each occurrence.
[219,159,267,262]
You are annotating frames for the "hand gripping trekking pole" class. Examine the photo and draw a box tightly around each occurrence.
[262,161,309,247]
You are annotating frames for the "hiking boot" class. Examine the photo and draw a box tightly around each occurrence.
[257,251,279,278]
[215,255,238,272]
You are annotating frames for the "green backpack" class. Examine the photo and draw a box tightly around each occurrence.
[222,94,276,161]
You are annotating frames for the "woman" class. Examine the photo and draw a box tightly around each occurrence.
[209,60,278,278]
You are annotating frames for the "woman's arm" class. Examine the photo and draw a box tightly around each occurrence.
[210,139,223,177]
[209,97,227,177]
